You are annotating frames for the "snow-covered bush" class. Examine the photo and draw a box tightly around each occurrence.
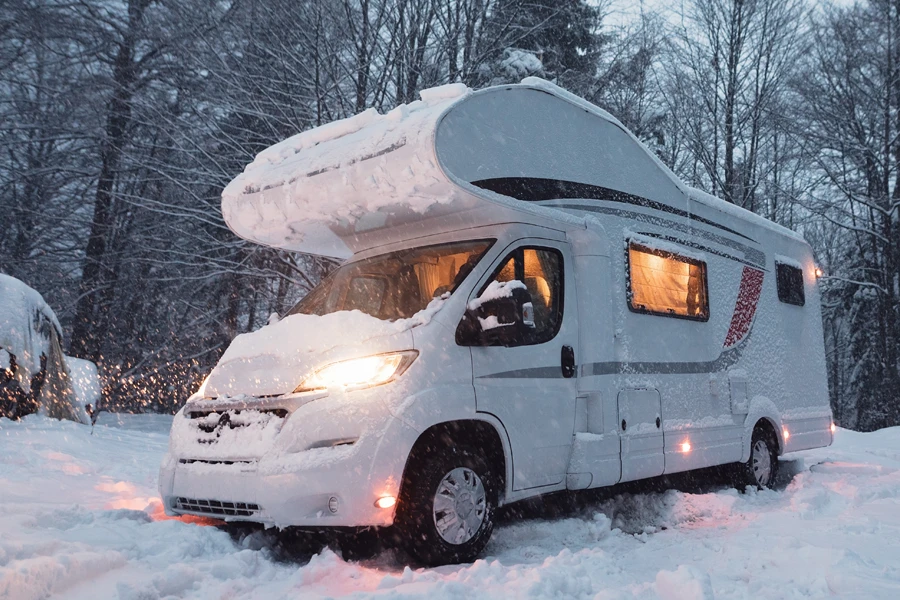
[0,274,90,423]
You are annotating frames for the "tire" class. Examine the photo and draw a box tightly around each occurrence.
[395,445,497,566]
[735,426,779,490]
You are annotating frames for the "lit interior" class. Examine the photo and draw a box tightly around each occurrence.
[629,244,707,318]
[412,248,488,299]
[523,249,552,305]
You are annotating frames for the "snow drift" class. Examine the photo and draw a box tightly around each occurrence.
[3,415,900,599]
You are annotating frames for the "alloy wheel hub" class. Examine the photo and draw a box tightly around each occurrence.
[752,439,772,486]
[433,467,487,545]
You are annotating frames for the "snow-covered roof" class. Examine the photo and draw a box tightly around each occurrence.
[222,83,474,258]
[687,187,805,242]
[222,78,805,258]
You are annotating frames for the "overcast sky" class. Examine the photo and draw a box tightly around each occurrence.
[603,0,856,28]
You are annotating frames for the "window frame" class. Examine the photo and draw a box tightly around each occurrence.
[775,261,805,307]
[465,244,566,347]
[625,240,710,322]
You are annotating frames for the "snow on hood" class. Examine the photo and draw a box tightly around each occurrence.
[204,297,446,397]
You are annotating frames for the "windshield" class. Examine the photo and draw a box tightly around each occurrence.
[289,240,494,320]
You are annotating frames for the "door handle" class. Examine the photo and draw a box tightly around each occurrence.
[621,419,627,431]
[561,345,576,378]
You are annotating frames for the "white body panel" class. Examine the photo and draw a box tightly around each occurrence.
[160,80,833,528]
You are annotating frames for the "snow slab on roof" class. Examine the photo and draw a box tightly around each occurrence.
[222,84,473,258]
[687,187,805,242]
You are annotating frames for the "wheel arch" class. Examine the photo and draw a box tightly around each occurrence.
[398,417,511,506]
[742,396,785,461]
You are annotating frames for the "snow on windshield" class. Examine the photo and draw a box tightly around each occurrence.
[202,240,492,397]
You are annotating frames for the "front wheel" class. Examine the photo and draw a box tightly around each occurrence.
[735,427,779,489]
[395,446,496,566]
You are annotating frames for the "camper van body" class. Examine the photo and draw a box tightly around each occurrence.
[159,79,833,562]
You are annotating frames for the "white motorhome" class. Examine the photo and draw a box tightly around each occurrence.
[159,78,833,565]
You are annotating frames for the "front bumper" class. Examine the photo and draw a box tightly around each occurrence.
[159,444,399,527]
[159,390,413,528]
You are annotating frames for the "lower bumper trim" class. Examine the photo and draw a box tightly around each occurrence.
[174,496,260,517]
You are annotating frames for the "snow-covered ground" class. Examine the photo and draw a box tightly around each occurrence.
[2,414,900,599]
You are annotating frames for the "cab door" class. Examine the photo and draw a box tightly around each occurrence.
[466,240,578,490]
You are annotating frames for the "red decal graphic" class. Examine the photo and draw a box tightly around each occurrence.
[724,267,764,348]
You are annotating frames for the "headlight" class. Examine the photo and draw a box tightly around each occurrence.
[196,376,210,398]
[294,350,418,393]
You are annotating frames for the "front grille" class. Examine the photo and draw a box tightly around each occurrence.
[186,408,288,445]
[174,497,260,517]
[188,408,288,422]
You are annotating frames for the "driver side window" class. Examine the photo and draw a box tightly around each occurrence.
[469,246,564,347]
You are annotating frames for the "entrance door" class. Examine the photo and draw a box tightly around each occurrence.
[617,388,664,481]
[468,241,578,490]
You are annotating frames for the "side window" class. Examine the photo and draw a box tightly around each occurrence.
[466,246,564,346]
[627,241,709,321]
[775,262,805,306]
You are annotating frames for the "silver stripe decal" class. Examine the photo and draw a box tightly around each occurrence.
[582,330,752,376]
[582,346,742,376]
[477,366,563,379]
[475,343,743,379]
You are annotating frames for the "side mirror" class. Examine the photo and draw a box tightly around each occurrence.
[456,283,535,346]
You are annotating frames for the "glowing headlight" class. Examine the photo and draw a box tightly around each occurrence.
[294,351,418,393]
[196,376,211,399]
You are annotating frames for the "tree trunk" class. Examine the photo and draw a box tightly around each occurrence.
[69,0,147,361]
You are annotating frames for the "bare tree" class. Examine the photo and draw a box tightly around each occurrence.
[663,0,807,210]
[795,0,900,429]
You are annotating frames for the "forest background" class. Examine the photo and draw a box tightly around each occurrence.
[1,0,897,430]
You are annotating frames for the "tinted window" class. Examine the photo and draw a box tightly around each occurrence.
[627,242,709,321]
[776,262,805,306]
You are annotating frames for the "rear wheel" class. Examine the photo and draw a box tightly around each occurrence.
[735,426,779,489]
[395,446,496,566]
